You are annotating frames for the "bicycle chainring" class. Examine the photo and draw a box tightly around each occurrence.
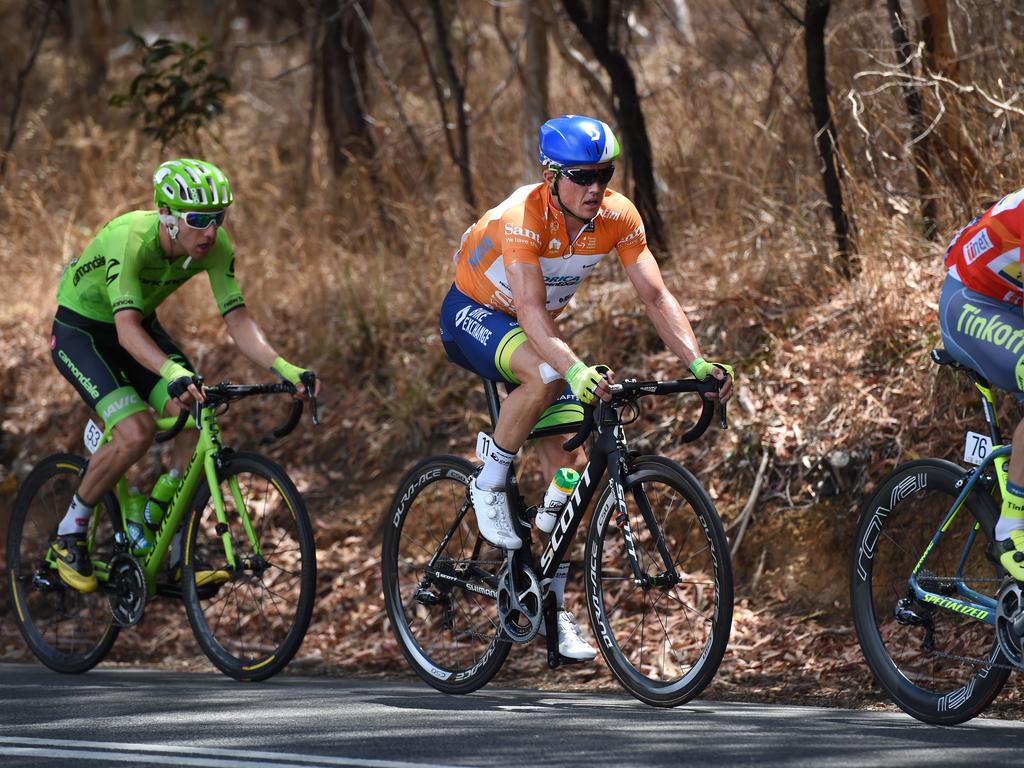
[497,560,542,644]
[995,578,1024,670]
[107,553,147,627]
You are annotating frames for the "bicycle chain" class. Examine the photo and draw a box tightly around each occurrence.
[921,647,1022,672]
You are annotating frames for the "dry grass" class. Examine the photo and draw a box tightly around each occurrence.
[2,1,1024,706]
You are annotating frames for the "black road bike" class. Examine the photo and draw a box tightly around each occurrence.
[381,375,733,707]
[850,349,1024,724]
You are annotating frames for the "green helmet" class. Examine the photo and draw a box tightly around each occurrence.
[152,158,233,211]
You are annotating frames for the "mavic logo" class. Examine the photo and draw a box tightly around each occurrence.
[101,394,140,420]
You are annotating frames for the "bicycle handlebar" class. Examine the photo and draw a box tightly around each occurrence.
[561,376,728,452]
[154,375,319,444]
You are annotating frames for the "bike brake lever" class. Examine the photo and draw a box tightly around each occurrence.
[300,371,319,426]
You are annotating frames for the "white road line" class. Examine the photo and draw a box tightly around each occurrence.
[0,737,469,768]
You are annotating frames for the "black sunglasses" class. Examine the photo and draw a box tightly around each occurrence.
[560,165,615,187]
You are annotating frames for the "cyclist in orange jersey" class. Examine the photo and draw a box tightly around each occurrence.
[439,115,734,659]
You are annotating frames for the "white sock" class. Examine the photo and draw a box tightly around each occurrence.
[552,561,570,608]
[57,493,93,536]
[476,438,515,491]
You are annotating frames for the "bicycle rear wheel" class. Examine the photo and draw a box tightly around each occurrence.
[182,452,316,681]
[381,455,510,694]
[585,456,733,707]
[6,454,120,673]
[850,459,1009,725]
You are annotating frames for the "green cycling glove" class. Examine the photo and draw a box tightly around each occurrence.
[565,361,610,405]
[159,359,194,385]
[271,356,308,386]
[689,357,734,381]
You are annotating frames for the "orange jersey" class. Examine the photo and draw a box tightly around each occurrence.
[945,188,1024,306]
[453,182,651,317]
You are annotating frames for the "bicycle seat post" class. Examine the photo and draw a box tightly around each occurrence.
[482,377,502,430]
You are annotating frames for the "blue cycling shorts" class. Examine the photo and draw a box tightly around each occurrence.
[939,272,1024,394]
[438,284,583,432]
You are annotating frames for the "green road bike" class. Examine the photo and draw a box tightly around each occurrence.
[850,349,1024,724]
[7,377,318,681]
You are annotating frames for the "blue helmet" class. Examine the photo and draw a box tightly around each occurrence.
[539,115,620,168]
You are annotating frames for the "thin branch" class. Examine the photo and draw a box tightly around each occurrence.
[2,0,56,179]
[353,0,427,164]
[730,449,770,558]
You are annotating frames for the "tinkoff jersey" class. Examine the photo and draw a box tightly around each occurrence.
[945,188,1024,306]
[453,182,650,317]
[56,210,244,321]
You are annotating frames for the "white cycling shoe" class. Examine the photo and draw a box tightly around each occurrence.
[469,479,522,550]
[540,609,597,661]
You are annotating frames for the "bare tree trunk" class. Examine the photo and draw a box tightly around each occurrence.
[913,0,984,206]
[2,0,55,180]
[804,0,856,276]
[427,0,475,209]
[520,1,549,182]
[321,0,376,176]
[68,0,109,95]
[887,0,938,239]
[560,0,667,253]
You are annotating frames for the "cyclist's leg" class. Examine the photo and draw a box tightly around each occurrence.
[50,309,154,590]
[439,286,562,548]
[939,273,1024,576]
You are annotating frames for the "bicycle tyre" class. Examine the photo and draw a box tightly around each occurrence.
[850,458,1010,725]
[382,455,511,694]
[181,452,316,681]
[585,455,733,707]
[6,453,121,673]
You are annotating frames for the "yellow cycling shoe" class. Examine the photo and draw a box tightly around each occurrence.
[998,530,1024,582]
[48,534,98,594]
[170,562,231,588]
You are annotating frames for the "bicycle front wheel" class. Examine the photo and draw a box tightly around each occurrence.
[585,456,733,707]
[850,458,1009,724]
[6,454,120,673]
[381,455,511,694]
[182,452,316,681]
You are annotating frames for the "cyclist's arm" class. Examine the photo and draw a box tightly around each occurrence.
[624,255,733,398]
[114,309,179,375]
[507,262,579,375]
[223,308,321,396]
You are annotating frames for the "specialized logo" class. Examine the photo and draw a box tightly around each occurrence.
[72,254,105,286]
[921,593,989,620]
[963,229,994,264]
[58,350,100,399]
[955,303,1024,356]
[504,222,541,244]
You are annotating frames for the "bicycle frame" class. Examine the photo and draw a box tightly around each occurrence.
[902,380,1007,627]
[89,405,257,597]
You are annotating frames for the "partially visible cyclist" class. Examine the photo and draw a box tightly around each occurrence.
[49,158,320,593]
[939,187,1024,579]
[439,115,734,660]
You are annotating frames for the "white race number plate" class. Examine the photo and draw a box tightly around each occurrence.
[963,431,992,466]
[83,419,103,455]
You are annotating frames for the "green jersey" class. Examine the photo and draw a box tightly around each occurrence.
[56,210,245,322]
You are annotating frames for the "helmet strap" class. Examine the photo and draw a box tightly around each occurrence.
[550,172,594,225]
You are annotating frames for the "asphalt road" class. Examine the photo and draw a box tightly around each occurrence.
[1,664,1023,767]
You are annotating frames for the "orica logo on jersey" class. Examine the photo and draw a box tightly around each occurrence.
[467,236,494,270]
[544,275,581,287]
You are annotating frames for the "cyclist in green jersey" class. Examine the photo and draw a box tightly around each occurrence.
[49,158,319,593]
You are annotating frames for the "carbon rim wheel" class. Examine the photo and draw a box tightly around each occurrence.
[183,452,316,681]
[382,455,511,694]
[6,454,120,673]
[586,457,733,707]
[850,459,1009,725]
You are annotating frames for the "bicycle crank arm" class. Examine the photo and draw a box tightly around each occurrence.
[425,568,498,599]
